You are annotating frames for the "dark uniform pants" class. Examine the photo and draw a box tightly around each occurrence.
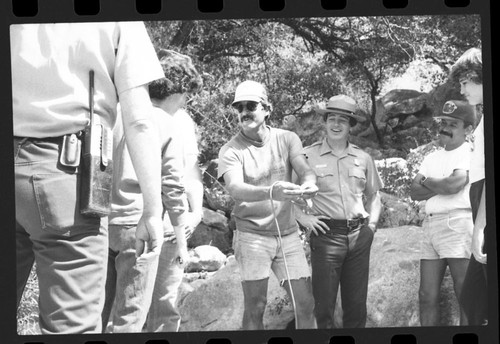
[310,224,374,328]
[460,179,488,325]
[15,137,108,334]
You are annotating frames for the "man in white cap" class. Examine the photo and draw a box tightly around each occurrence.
[410,100,476,326]
[295,95,383,328]
[218,80,318,329]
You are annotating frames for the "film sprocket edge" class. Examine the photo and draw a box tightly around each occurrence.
[1,0,496,344]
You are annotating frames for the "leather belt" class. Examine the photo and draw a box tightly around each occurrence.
[319,217,367,234]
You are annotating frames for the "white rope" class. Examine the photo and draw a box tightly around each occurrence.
[269,181,299,329]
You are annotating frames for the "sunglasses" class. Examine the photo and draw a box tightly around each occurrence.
[234,101,260,113]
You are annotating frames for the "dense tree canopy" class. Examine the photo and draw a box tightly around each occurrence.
[145,15,481,163]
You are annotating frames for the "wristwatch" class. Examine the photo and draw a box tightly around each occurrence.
[420,176,427,186]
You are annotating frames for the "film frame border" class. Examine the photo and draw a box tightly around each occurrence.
[0,0,496,343]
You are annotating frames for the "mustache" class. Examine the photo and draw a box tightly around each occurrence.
[439,130,453,138]
[240,114,254,121]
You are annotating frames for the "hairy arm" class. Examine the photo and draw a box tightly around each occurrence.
[119,85,163,257]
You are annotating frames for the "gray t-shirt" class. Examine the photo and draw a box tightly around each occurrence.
[218,127,303,236]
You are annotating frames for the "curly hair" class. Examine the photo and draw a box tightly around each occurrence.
[149,49,203,100]
[449,47,482,85]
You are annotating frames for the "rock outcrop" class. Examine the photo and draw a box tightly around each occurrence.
[177,226,460,330]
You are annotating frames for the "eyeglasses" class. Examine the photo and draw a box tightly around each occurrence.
[233,101,260,113]
[442,101,458,114]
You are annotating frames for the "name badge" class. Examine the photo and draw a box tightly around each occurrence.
[354,158,360,166]
[315,164,327,168]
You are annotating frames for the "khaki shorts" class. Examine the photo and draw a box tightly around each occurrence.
[233,230,311,282]
[420,210,473,260]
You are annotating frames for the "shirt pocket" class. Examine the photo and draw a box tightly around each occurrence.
[314,166,336,192]
[348,167,366,194]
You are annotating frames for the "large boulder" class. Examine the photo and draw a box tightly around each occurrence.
[185,245,227,273]
[188,207,233,254]
[367,226,460,327]
[178,255,295,331]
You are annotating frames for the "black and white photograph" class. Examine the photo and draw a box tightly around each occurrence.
[9,9,495,343]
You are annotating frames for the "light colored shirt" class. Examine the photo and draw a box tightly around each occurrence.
[303,140,383,219]
[11,22,164,137]
[418,142,472,214]
[110,106,187,227]
[218,127,303,236]
[163,109,200,233]
[469,116,485,183]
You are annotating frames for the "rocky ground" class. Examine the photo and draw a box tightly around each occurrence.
[176,225,460,331]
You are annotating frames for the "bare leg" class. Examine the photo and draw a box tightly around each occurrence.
[241,278,269,330]
[447,258,470,325]
[419,259,447,326]
[282,277,317,329]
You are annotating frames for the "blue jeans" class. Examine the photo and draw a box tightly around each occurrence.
[15,137,108,334]
[146,240,184,332]
[310,224,374,328]
[102,224,159,332]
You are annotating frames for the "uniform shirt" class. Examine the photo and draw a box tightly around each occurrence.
[469,115,485,183]
[109,106,187,228]
[11,22,164,137]
[218,127,303,237]
[303,139,383,220]
[418,142,471,214]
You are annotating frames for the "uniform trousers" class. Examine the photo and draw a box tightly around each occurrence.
[460,179,488,325]
[310,223,374,328]
[15,137,108,334]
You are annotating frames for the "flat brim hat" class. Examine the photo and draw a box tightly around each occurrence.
[435,100,476,125]
[315,95,366,123]
[232,80,269,105]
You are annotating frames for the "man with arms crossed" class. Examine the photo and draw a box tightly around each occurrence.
[295,95,383,328]
[218,80,318,330]
[411,100,476,326]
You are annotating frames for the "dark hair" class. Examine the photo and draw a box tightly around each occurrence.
[449,48,482,85]
[149,49,203,100]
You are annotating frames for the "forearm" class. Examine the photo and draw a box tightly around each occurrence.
[120,86,163,217]
[474,187,486,232]
[298,168,317,185]
[365,191,382,225]
[226,182,272,202]
[185,162,204,214]
[124,119,163,216]
[410,183,437,201]
[424,176,467,195]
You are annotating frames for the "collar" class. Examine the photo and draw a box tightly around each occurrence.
[319,138,359,158]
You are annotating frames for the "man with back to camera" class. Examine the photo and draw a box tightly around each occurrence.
[294,95,383,328]
[146,50,205,332]
[410,100,476,326]
[218,80,318,330]
[12,22,165,334]
[102,49,203,332]
[448,47,488,325]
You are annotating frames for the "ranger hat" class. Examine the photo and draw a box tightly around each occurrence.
[435,100,476,126]
[232,80,269,105]
[315,95,366,125]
